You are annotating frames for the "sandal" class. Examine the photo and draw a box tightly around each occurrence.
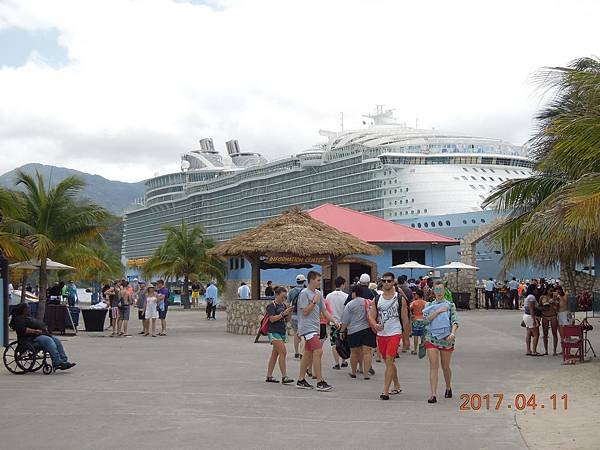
[348,373,357,379]
[281,377,294,384]
[363,377,371,380]
[265,376,280,383]
[428,396,437,404]
[380,394,390,400]
[389,389,402,395]
[410,351,417,355]
[143,333,149,336]
[151,334,157,337]
[445,389,453,398]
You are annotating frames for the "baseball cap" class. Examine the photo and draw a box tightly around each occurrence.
[139,280,146,285]
[359,273,370,284]
[296,274,306,282]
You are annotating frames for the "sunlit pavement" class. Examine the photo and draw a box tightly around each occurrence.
[1,308,597,450]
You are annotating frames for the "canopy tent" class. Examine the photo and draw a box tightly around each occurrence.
[209,208,382,300]
[389,261,433,278]
[437,261,479,289]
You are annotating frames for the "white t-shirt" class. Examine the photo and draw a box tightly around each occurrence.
[376,294,402,336]
[325,290,347,323]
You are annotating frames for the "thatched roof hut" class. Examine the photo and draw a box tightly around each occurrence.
[209,208,382,299]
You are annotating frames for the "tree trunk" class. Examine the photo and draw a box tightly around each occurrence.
[564,259,577,297]
[182,274,190,309]
[37,259,48,320]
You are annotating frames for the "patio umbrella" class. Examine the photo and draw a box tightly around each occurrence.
[436,261,479,289]
[389,261,433,279]
[10,258,75,271]
[10,258,75,303]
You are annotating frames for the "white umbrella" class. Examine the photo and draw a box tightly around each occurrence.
[10,258,76,305]
[10,258,75,271]
[389,261,433,278]
[437,261,479,289]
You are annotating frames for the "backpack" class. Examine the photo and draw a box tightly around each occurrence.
[289,287,302,314]
[260,302,276,336]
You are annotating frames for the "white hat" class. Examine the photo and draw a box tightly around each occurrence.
[359,273,370,284]
[296,274,306,282]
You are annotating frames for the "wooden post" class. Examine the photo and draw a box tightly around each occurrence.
[331,255,338,285]
[250,254,261,300]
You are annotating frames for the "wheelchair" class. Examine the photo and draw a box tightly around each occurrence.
[3,340,55,375]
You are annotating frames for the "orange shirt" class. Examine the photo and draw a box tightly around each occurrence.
[410,299,427,320]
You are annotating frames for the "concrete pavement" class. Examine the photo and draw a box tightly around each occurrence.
[1,308,595,450]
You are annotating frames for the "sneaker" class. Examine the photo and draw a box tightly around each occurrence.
[340,361,348,368]
[332,364,341,370]
[296,379,314,390]
[57,362,76,371]
[316,381,333,391]
[368,368,375,376]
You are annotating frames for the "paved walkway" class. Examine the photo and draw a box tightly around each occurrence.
[1,308,597,450]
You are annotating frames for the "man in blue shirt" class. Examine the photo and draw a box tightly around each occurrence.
[205,282,218,320]
[507,277,520,310]
[484,278,496,310]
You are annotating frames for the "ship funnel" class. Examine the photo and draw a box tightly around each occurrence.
[226,139,241,156]
[199,138,216,152]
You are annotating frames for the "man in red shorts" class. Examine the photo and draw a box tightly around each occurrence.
[296,271,339,391]
[370,272,410,400]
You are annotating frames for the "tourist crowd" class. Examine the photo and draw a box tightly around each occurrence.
[264,270,459,403]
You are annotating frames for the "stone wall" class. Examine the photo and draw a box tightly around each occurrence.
[559,268,600,294]
[226,299,270,335]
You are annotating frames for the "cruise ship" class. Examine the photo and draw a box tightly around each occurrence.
[122,107,535,279]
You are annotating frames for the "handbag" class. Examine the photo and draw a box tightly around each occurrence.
[335,332,351,360]
[520,320,526,328]
[418,342,426,359]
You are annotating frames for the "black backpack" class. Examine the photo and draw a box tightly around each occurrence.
[289,287,302,314]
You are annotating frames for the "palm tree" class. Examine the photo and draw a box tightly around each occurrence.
[483,57,600,293]
[142,220,227,306]
[0,171,111,319]
[79,242,124,300]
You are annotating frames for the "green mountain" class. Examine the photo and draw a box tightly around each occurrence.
[0,163,145,215]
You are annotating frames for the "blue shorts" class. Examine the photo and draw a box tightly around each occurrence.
[411,320,426,337]
[268,332,287,343]
[158,308,167,319]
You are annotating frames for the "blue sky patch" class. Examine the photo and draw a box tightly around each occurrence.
[0,27,69,68]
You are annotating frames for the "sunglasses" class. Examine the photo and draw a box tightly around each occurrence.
[382,279,395,283]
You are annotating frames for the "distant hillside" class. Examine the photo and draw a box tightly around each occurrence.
[0,163,145,215]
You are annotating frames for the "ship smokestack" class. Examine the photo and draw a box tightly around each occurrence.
[226,139,241,156]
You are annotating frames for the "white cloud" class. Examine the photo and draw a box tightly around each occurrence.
[0,0,598,181]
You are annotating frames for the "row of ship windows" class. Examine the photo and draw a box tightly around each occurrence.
[409,218,487,228]
[462,167,528,176]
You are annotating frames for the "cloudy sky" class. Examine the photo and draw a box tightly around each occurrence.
[0,0,598,182]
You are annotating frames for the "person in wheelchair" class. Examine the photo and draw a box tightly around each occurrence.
[10,303,76,370]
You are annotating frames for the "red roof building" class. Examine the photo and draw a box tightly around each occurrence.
[308,203,458,245]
